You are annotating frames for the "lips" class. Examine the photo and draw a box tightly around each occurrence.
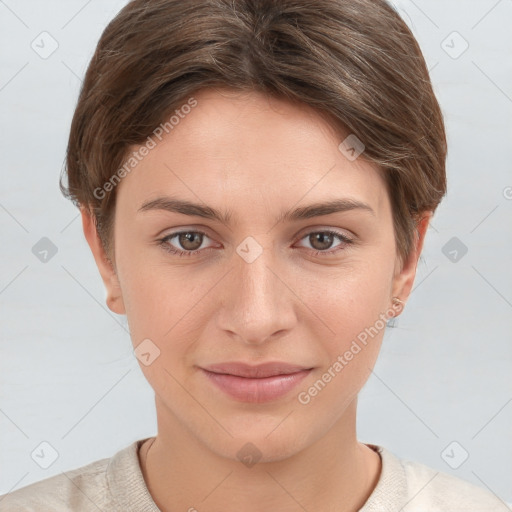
[200,362,313,403]
[202,362,312,378]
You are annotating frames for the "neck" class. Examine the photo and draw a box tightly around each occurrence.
[139,398,382,512]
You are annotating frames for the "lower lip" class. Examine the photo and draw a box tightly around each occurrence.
[201,369,312,403]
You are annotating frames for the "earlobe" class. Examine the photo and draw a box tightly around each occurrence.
[80,206,126,315]
[390,211,432,313]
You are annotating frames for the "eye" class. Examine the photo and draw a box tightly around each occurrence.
[296,230,354,256]
[158,230,214,257]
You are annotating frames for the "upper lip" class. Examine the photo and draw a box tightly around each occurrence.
[201,362,312,378]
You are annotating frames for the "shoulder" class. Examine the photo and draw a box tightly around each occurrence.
[0,456,112,512]
[362,444,510,512]
[0,440,144,512]
[403,457,507,511]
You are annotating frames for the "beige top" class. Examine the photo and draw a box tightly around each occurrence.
[0,438,508,511]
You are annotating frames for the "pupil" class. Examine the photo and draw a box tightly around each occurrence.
[312,232,332,250]
[180,232,201,250]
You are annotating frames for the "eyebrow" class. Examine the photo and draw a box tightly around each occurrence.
[137,196,375,224]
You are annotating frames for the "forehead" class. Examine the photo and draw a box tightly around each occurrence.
[116,88,389,219]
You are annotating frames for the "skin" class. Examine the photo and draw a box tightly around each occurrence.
[82,87,431,512]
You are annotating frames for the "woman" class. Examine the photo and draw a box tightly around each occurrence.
[1,0,505,510]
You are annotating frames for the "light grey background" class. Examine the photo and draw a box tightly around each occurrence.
[1,0,511,506]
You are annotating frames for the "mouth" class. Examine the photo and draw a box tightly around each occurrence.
[199,362,313,403]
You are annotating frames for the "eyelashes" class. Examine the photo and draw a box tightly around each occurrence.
[157,229,354,258]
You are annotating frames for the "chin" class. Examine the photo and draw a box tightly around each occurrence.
[199,419,312,464]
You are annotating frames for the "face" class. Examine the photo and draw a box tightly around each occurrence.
[84,88,426,462]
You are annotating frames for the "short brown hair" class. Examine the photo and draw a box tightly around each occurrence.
[61,0,447,267]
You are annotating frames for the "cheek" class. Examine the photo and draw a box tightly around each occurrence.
[115,249,176,344]
[116,250,215,364]
[296,265,390,411]
[299,260,393,404]
[307,257,394,340]
[117,261,196,391]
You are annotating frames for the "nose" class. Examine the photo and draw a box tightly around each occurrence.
[215,242,297,345]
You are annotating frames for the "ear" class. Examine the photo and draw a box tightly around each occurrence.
[80,206,126,315]
[391,211,432,314]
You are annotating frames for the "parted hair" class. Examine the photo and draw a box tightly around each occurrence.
[61,0,447,267]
